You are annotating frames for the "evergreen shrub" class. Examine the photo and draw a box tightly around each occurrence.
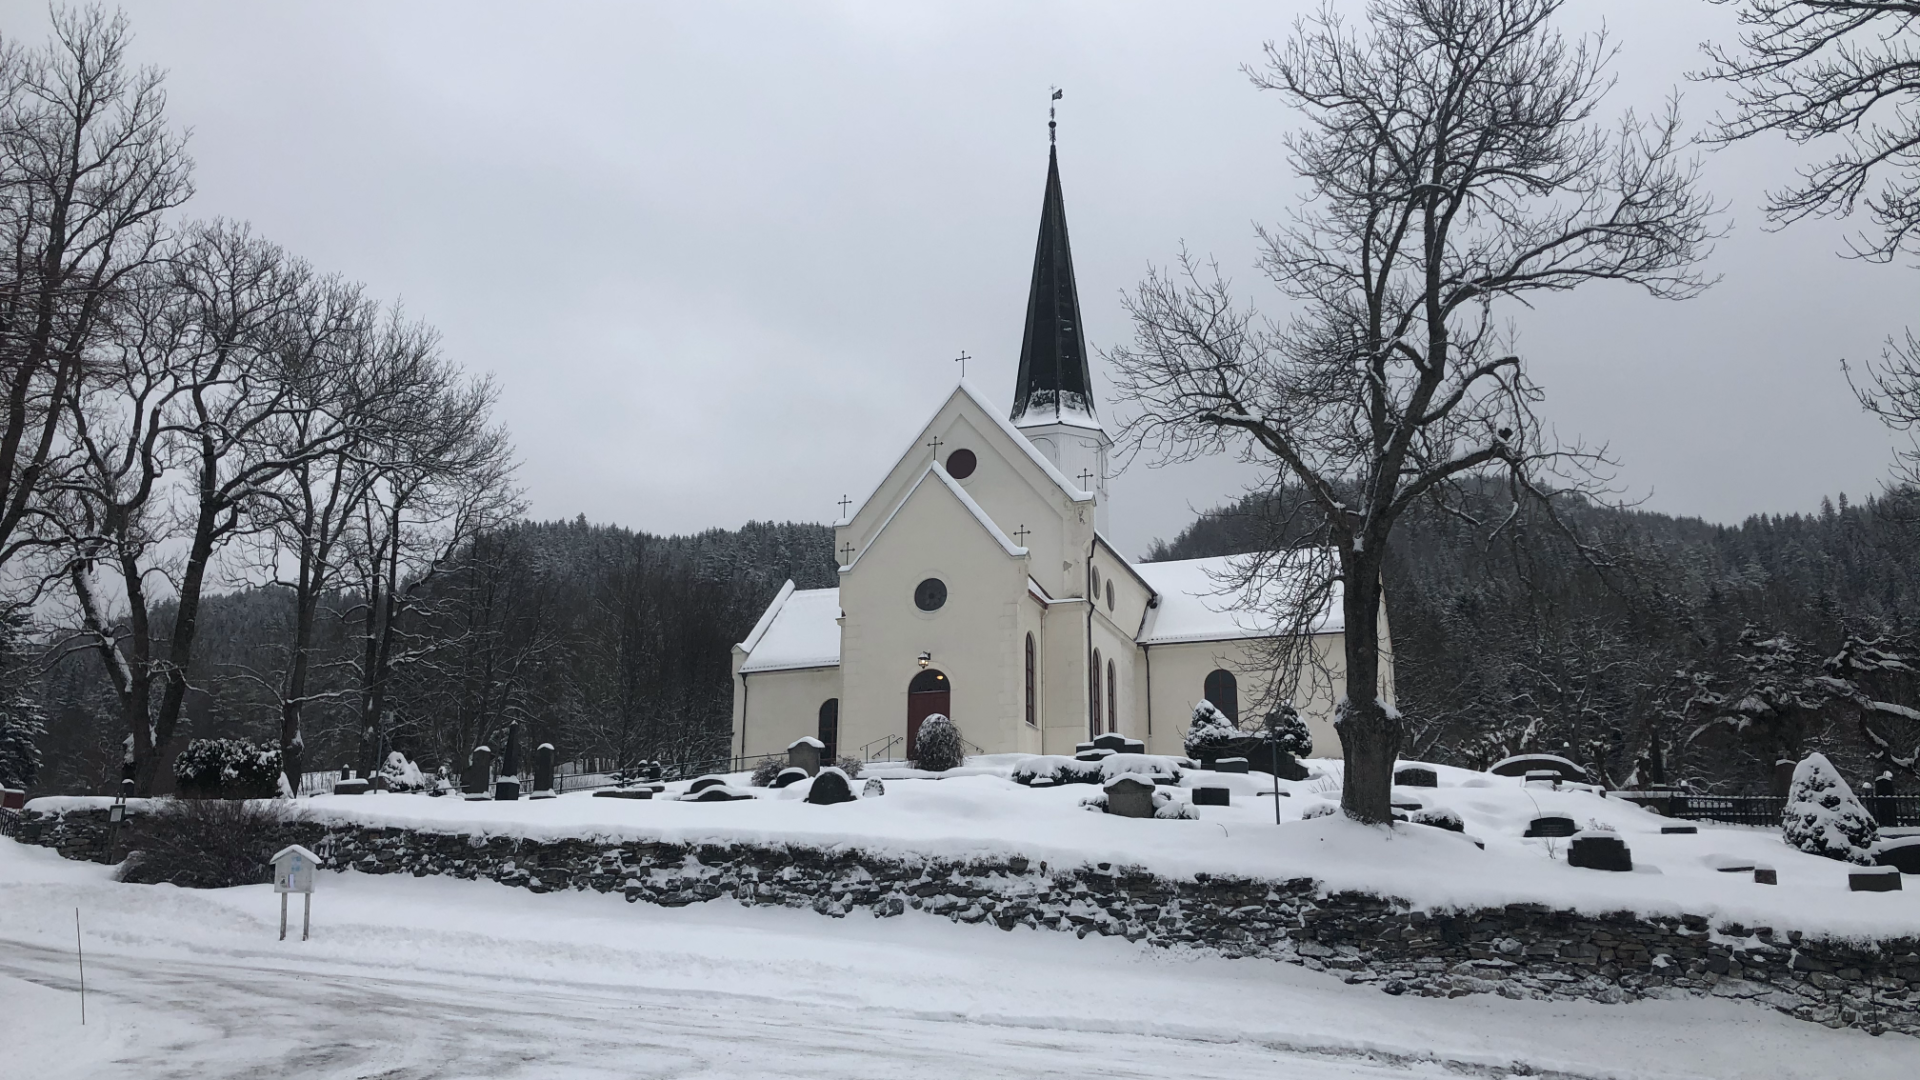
[913,713,964,772]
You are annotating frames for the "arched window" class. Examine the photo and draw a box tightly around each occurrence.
[1106,658,1117,733]
[1106,580,1115,611]
[1204,669,1239,724]
[818,699,839,762]
[1024,633,1037,727]
[1090,648,1103,740]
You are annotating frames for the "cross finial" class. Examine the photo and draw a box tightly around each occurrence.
[837,494,851,518]
[1077,468,1094,490]
[1050,87,1062,145]
[927,434,944,458]
[1013,523,1030,545]
[954,349,970,379]
[839,541,855,565]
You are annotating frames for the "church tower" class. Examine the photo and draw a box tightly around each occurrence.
[1010,117,1112,535]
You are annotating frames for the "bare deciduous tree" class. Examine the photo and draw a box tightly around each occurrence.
[1109,0,1718,823]
[0,7,190,583]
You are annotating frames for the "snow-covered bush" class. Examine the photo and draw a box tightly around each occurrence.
[750,758,784,787]
[1264,705,1313,759]
[379,751,428,792]
[1184,700,1238,759]
[173,738,283,800]
[0,700,42,791]
[835,757,864,779]
[1410,807,1463,832]
[1301,800,1339,820]
[118,798,296,888]
[1782,752,1878,863]
[913,713,964,772]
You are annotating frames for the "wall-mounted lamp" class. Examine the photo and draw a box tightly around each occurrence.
[917,652,931,669]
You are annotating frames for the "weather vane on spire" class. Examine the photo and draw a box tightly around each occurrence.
[1049,86,1062,145]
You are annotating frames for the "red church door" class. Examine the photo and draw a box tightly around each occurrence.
[906,669,951,756]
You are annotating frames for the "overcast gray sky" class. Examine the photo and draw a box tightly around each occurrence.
[11,1,1911,557]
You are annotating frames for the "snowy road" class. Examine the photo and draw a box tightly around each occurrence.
[3,839,1913,1079]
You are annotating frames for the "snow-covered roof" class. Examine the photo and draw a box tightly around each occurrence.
[1133,554,1343,645]
[739,587,842,673]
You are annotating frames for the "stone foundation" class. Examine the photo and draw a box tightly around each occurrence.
[12,804,1919,1036]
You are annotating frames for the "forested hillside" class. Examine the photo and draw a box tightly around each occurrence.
[30,519,834,794]
[1150,485,1920,795]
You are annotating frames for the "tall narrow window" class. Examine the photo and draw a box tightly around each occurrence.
[1204,669,1239,724]
[1024,633,1037,727]
[1106,658,1117,733]
[818,699,840,762]
[1090,648,1103,740]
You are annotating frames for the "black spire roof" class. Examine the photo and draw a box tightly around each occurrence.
[1010,143,1096,426]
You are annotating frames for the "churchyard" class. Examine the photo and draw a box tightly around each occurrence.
[15,743,1920,1051]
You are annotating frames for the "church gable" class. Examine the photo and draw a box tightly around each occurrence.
[838,382,1090,580]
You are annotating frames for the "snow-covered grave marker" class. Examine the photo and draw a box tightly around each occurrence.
[272,844,320,941]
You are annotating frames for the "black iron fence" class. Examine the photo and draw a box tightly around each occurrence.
[1615,790,1920,828]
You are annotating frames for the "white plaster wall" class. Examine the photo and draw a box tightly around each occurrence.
[1141,634,1348,760]
[836,476,1033,762]
[733,665,844,763]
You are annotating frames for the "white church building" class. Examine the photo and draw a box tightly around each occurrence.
[731,138,1390,766]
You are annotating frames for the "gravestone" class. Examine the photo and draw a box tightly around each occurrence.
[592,788,653,799]
[1660,825,1698,834]
[771,767,809,789]
[1567,832,1633,871]
[1213,757,1249,774]
[788,736,825,776]
[0,788,23,810]
[1850,866,1903,892]
[531,743,556,799]
[1269,748,1310,781]
[1192,786,1230,807]
[333,777,369,796]
[1074,742,1095,754]
[1704,853,1756,873]
[1523,815,1578,838]
[646,761,663,781]
[1754,865,1777,884]
[1103,775,1157,818]
[1091,733,1147,755]
[682,785,752,803]
[494,776,521,801]
[806,768,857,805]
[1523,770,1562,786]
[687,775,728,794]
[1075,748,1115,763]
[863,778,885,797]
[461,746,492,800]
[1875,836,1920,874]
[1394,766,1438,788]
[1490,754,1588,783]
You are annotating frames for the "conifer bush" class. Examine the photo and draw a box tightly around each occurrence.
[1782,752,1879,863]
[750,757,784,787]
[913,713,964,772]
[1184,700,1239,760]
[1264,705,1313,758]
[835,757,864,779]
[173,738,283,800]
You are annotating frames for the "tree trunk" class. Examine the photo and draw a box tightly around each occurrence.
[1336,550,1399,824]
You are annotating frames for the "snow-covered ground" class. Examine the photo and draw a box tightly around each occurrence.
[2,837,1913,1080]
[34,757,1914,938]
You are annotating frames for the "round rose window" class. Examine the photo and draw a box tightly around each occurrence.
[946,448,977,479]
[914,577,948,611]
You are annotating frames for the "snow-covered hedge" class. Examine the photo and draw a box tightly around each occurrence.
[172,738,282,800]
[379,752,428,792]
[1184,700,1238,759]
[1010,753,1184,786]
[1782,752,1878,864]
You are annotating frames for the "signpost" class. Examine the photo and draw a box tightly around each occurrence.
[271,844,319,941]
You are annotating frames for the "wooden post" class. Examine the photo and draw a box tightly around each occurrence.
[302,892,311,941]
[279,892,288,941]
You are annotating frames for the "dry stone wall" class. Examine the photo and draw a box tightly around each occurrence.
[12,804,1919,1037]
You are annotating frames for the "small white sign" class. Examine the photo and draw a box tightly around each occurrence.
[271,844,318,894]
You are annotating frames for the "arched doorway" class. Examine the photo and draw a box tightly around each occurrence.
[818,699,839,762]
[907,669,950,753]
[1204,668,1239,723]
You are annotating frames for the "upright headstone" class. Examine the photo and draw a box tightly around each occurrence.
[531,743,556,799]
[863,778,885,797]
[788,736,825,775]
[1103,775,1157,818]
[1567,832,1633,872]
[462,745,493,800]
[806,767,857,805]
[502,722,521,779]
[1394,766,1438,788]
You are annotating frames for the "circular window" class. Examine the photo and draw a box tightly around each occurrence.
[914,577,948,612]
[946,448,977,479]
[1090,567,1102,594]
[1106,581,1115,610]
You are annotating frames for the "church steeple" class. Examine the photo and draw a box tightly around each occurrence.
[1010,122,1097,428]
